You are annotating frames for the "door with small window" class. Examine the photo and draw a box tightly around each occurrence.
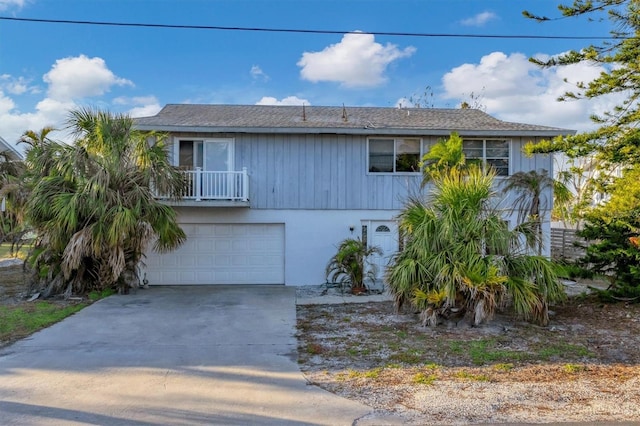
[367,221,399,281]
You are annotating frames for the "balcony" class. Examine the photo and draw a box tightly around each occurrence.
[157,167,250,207]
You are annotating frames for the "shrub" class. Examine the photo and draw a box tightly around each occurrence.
[325,238,381,294]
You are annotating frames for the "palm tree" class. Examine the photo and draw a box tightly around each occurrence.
[419,132,467,186]
[19,127,55,148]
[386,165,565,327]
[325,238,382,294]
[24,108,186,297]
[502,169,558,255]
[0,150,27,254]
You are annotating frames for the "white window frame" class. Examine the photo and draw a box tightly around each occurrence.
[173,137,235,171]
[367,137,424,174]
[462,138,511,177]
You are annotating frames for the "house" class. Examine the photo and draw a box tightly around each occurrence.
[0,136,23,161]
[134,104,574,286]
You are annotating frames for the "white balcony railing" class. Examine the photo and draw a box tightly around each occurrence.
[170,167,249,202]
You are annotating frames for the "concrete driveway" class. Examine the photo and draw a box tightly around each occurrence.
[0,286,372,425]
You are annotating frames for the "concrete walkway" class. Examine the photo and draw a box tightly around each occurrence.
[0,286,372,425]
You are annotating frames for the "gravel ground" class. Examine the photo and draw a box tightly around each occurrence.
[296,284,640,425]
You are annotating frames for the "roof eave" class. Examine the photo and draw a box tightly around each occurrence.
[134,125,575,138]
[0,137,23,160]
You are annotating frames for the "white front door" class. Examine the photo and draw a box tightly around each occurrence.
[368,221,399,281]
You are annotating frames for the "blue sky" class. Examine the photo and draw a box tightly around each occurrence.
[0,0,618,146]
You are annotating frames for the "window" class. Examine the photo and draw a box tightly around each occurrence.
[462,139,510,176]
[368,138,421,173]
[174,138,233,171]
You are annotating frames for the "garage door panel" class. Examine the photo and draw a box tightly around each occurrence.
[146,223,285,285]
[195,240,211,250]
[231,240,246,250]
[215,240,231,250]
[214,225,232,236]
[231,256,246,266]
[214,255,231,266]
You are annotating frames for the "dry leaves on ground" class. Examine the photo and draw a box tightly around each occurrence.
[297,298,640,424]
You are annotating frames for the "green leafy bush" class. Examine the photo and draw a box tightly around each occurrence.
[577,167,640,302]
[325,238,381,294]
[386,165,565,326]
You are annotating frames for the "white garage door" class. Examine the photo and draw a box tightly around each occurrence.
[145,223,285,285]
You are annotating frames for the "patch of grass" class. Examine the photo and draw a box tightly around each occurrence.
[347,369,360,379]
[449,341,464,354]
[389,349,424,365]
[424,362,441,370]
[0,301,86,343]
[88,288,115,301]
[0,243,32,260]
[537,343,593,360]
[363,367,383,379]
[454,370,489,382]
[563,363,586,374]
[469,339,524,365]
[413,372,437,385]
[449,339,526,365]
[345,368,381,379]
[305,343,325,355]
[395,330,408,339]
[493,363,514,372]
[387,341,402,351]
[346,348,359,357]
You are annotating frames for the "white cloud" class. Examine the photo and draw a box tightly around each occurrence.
[0,90,16,116]
[256,96,310,106]
[441,51,623,132]
[298,32,416,88]
[112,95,162,117]
[460,11,498,27]
[0,74,38,95]
[128,104,162,118]
[0,90,74,146]
[0,55,143,145]
[250,65,269,81]
[0,0,25,11]
[43,55,132,101]
[112,95,156,106]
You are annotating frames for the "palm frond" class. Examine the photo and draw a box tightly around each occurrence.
[23,109,187,296]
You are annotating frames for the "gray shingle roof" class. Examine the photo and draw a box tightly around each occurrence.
[134,104,575,137]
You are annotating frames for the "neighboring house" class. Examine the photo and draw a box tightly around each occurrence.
[0,135,22,213]
[0,136,23,161]
[134,104,574,286]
